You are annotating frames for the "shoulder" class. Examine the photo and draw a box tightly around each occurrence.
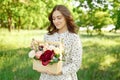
[68,32,80,40]
[44,33,56,41]
[44,33,56,38]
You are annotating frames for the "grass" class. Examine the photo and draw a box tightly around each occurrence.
[0,29,120,80]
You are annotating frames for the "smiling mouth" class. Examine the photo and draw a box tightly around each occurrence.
[55,24,60,26]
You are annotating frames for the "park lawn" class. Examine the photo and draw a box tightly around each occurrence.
[0,29,120,80]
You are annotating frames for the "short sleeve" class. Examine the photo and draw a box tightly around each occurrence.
[44,34,48,42]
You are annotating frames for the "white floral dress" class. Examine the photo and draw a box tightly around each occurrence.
[39,31,82,80]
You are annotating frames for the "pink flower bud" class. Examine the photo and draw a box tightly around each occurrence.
[35,51,43,59]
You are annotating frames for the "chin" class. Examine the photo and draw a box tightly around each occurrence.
[56,26,62,29]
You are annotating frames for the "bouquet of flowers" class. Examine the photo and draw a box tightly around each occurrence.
[28,39,64,74]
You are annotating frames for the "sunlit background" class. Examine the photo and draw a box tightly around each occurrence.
[0,0,120,80]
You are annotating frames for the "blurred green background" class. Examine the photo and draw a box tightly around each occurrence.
[0,0,120,33]
[0,0,120,80]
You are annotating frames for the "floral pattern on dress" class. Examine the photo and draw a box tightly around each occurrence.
[39,31,82,80]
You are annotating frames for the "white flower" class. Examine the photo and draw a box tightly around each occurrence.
[28,50,35,58]
[54,47,60,54]
[48,45,55,50]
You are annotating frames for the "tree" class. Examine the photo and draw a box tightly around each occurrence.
[111,0,120,32]
[115,10,120,31]
[0,0,27,32]
[73,0,114,34]
[0,0,73,31]
[93,10,113,34]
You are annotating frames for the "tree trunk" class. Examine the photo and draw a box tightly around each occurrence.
[18,16,21,32]
[7,2,12,32]
[8,15,12,32]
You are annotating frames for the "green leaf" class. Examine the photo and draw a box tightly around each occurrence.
[54,54,60,58]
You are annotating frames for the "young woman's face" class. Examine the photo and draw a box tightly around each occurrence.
[52,10,67,31]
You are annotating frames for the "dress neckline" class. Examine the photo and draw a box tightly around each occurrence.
[56,30,69,36]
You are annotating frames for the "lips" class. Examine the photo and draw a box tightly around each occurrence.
[55,24,60,27]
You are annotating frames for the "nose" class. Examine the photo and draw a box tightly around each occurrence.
[54,19,59,23]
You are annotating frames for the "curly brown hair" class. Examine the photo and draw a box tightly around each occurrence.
[47,5,78,35]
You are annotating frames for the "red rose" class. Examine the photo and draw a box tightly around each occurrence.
[40,50,55,66]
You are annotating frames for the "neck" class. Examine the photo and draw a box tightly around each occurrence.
[58,26,68,34]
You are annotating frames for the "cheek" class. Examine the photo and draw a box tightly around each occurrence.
[61,19,67,25]
[52,20,55,23]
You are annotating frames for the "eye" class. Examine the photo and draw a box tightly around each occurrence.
[58,18,61,19]
[58,17,61,19]
[52,18,55,20]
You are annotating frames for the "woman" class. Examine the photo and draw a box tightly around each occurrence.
[39,5,82,80]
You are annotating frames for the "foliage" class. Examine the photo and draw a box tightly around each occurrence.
[110,0,120,32]
[0,0,73,31]
[115,10,120,31]
[93,11,113,33]
[74,0,119,34]
[0,0,120,33]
